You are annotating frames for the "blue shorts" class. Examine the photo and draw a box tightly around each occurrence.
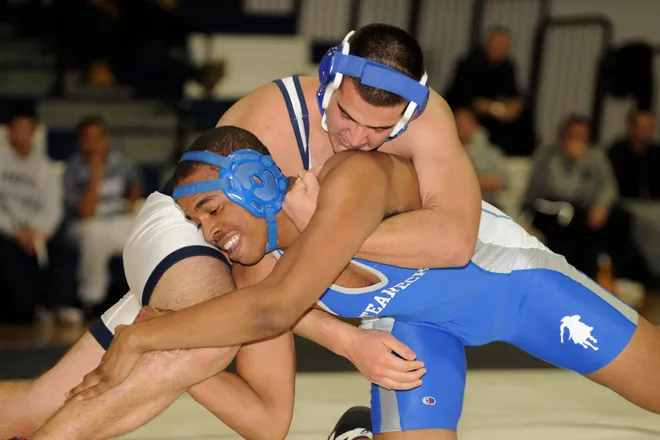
[368,268,638,434]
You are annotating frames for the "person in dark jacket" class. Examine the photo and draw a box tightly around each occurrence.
[445,27,535,155]
[608,110,660,200]
[524,115,656,288]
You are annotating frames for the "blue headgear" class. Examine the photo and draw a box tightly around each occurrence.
[172,149,289,254]
[317,30,430,140]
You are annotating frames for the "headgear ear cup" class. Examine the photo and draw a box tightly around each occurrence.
[388,72,429,139]
[317,31,355,130]
[317,30,430,139]
[173,150,289,253]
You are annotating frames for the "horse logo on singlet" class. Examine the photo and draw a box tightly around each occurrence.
[560,315,599,351]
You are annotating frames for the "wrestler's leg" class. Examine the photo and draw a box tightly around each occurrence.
[508,267,660,414]
[585,316,660,413]
[31,255,238,440]
[0,332,104,437]
[365,319,462,440]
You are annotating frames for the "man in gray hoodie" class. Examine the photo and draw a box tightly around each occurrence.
[0,112,63,323]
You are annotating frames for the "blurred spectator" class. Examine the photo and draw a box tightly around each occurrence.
[455,108,507,208]
[50,0,225,104]
[0,113,63,323]
[127,0,226,105]
[445,27,535,156]
[50,0,123,91]
[523,115,655,287]
[608,110,660,200]
[84,0,122,87]
[64,116,142,310]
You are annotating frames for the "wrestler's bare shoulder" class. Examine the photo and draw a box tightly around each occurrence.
[380,88,456,157]
[216,82,285,129]
[217,76,318,128]
[216,76,324,171]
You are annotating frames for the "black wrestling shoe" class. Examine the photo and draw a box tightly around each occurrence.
[328,405,372,440]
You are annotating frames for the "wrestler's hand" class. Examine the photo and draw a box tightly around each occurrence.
[67,323,142,401]
[282,166,322,232]
[345,329,426,391]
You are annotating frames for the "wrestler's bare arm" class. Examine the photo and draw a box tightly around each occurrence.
[184,255,295,440]
[190,336,295,440]
[214,80,424,387]
[360,91,481,268]
[116,151,420,352]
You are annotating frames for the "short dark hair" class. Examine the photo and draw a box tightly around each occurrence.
[486,26,511,38]
[8,105,37,124]
[173,126,271,187]
[347,23,425,107]
[8,113,37,126]
[559,114,591,136]
[626,108,654,127]
[76,115,109,136]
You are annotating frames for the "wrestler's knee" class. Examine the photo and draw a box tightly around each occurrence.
[7,418,40,438]
[587,318,660,414]
[189,345,240,377]
[0,381,44,436]
[134,307,238,377]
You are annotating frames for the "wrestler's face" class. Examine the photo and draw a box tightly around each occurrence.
[326,79,406,152]
[176,166,268,265]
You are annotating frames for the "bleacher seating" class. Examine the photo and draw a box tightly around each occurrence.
[1,0,657,222]
[184,34,315,100]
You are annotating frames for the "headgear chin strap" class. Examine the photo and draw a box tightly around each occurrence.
[172,149,289,254]
[317,30,430,140]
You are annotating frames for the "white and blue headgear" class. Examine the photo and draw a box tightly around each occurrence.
[172,149,289,253]
[317,30,430,140]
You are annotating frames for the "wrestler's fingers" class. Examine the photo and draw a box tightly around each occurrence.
[386,355,425,373]
[311,165,323,177]
[290,173,307,193]
[377,376,423,391]
[67,370,102,399]
[381,333,419,362]
[75,382,108,401]
[300,169,320,192]
[379,368,427,389]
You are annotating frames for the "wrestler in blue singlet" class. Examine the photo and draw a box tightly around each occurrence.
[270,77,638,434]
[275,200,637,433]
[175,77,638,435]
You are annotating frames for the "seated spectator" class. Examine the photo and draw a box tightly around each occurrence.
[49,0,225,101]
[0,113,65,323]
[523,115,656,289]
[454,108,508,208]
[127,0,226,105]
[608,109,660,200]
[445,27,535,156]
[64,116,142,310]
[50,0,123,90]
